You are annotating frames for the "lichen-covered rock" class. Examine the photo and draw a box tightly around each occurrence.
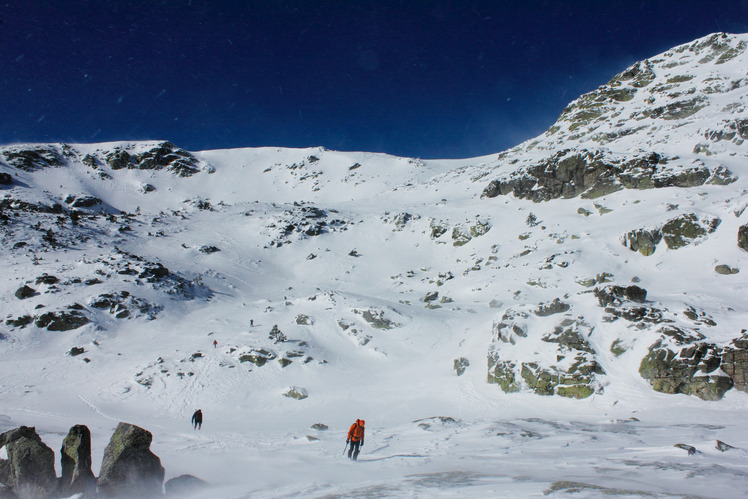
[451,220,491,246]
[60,425,95,497]
[97,422,164,498]
[660,213,720,249]
[639,327,733,400]
[453,357,470,376]
[283,386,308,400]
[357,308,400,329]
[623,214,719,255]
[714,264,739,275]
[0,426,57,499]
[622,229,662,256]
[238,349,276,366]
[486,355,520,392]
[487,307,604,398]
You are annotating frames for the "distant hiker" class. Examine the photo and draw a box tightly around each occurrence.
[250,319,254,327]
[213,339,218,348]
[191,409,203,429]
[346,419,365,460]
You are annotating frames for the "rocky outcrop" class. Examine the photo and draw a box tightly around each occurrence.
[481,149,734,203]
[721,331,748,393]
[60,425,96,497]
[34,307,90,331]
[639,326,733,401]
[487,302,605,398]
[97,423,165,498]
[64,194,102,209]
[623,214,720,255]
[594,285,647,307]
[0,172,12,185]
[0,426,57,499]
[1,146,65,172]
[104,142,201,177]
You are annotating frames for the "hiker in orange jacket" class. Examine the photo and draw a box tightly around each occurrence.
[346,419,365,460]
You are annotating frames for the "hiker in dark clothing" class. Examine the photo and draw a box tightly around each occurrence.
[191,409,203,429]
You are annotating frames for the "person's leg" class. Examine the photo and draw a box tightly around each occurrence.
[352,441,360,461]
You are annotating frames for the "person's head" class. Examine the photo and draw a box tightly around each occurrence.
[359,419,365,426]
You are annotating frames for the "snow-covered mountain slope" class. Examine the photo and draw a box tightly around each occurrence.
[1,32,748,498]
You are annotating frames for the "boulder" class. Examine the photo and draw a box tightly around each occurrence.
[14,286,36,300]
[60,425,96,496]
[0,426,57,499]
[283,386,308,400]
[453,357,470,376]
[623,228,662,256]
[714,264,739,275]
[738,224,748,252]
[97,422,165,498]
[0,173,12,185]
[164,474,208,497]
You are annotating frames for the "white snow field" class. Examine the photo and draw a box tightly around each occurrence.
[1,33,748,498]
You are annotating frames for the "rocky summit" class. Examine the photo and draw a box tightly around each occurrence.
[0,32,747,498]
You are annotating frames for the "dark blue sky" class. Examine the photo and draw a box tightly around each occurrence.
[2,1,747,158]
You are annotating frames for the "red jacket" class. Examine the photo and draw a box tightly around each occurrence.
[348,420,365,442]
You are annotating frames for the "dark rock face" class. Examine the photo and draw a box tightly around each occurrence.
[60,425,96,496]
[14,286,36,300]
[1,147,64,172]
[594,285,648,307]
[738,224,748,252]
[533,298,571,317]
[64,195,102,208]
[34,309,90,331]
[0,173,13,185]
[721,331,748,392]
[104,142,200,177]
[0,426,57,499]
[97,422,165,498]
